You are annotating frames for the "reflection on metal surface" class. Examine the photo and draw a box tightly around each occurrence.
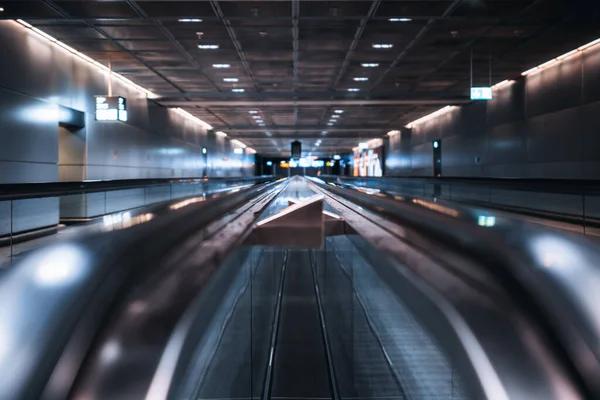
[477,216,496,227]
[169,197,205,210]
[99,340,122,365]
[412,199,459,218]
[103,212,154,229]
[34,245,87,286]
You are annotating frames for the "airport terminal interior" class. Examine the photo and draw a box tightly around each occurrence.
[2,1,600,399]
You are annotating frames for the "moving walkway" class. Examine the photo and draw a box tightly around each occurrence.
[0,176,599,400]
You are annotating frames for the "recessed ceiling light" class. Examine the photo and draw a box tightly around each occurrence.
[361,63,379,68]
[179,18,202,23]
[223,78,239,82]
[347,88,360,92]
[354,77,369,81]
[252,115,261,119]
[213,64,230,68]
[232,88,245,92]
[322,131,328,134]
[334,110,343,114]
[373,44,393,49]
[198,44,219,49]
[331,115,340,118]
[389,18,411,22]
[327,123,334,126]
[256,119,264,123]
[249,110,258,114]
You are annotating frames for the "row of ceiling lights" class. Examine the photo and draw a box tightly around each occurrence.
[249,110,265,126]
[327,109,344,126]
[182,16,395,93]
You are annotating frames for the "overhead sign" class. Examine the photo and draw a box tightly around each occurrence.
[95,96,127,122]
[470,87,492,101]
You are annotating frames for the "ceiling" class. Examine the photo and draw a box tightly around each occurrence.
[3,0,600,156]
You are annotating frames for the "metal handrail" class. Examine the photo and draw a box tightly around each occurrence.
[0,179,282,400]
[313,177,600,397]
[325,175,600,195]
[0,175,273,201]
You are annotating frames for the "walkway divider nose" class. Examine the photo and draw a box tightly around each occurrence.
[245,195,347,248]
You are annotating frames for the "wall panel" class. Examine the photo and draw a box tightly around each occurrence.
[385,40,600,179]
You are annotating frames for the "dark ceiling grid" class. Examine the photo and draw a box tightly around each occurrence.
[443,9,579,101]
[369,0,463,91]
[2,0,598,155]
[123,0,230,128]
[313,0,381,135]
[292,0,299,125]
[41,0,185,94]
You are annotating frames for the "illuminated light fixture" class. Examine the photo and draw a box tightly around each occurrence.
[358,142,368,150]
[491,80,511,90]
[216,131,228,137]
[198,44,219,49]
[361,63,379,67]
[179,18,202,22]
[315,142,320,146]
[406,105,454,129]
[258,123,266,126]
[372,44,393,49]
[15,19,157,100]
[252,115,261,119]
[256,119,264,123]
[387,130,400,136]
[331,115,340,118]
[232,88,245,92]
[174,108,213,130]
[223,78,239,82]
[557,49,579,60]
[321,131,328,134]
[538,59,557,70]
[266,161,273,166]
[578,38,600,51]
[433,140,440,149]
[266,132,272,136]
[478,216,496,227]
[231,139,247,148]
[213,64,230,68]
[202,147,207,154]
[328,120,336,123]
[247,148,257,154]
[0,7,4,12]
[521,66,539,76]
[389,17,411,22]
[249,110,258,114]
[327,123,334,126]
[334,110,344,114]
[347,88,360,92]
[353,77,369,81]
[233,148,244,154]
[470,87,492,101]
[333,155,341,160]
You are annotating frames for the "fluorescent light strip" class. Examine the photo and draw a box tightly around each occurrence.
[347,88,360,92]
[372,44,393,49]
[232,88,245,92]
[406,106,454,129]
[198,44,219,49]
[216,131,228,137]
[223,78,239,82]
[174,108,214,130]
[407,36,600,129]
[16,19,157,99]
[213,64,230,68]
[231,139,247,148]
[19,19,221,137]
[389,18,411,22]
[354,77,369,81]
